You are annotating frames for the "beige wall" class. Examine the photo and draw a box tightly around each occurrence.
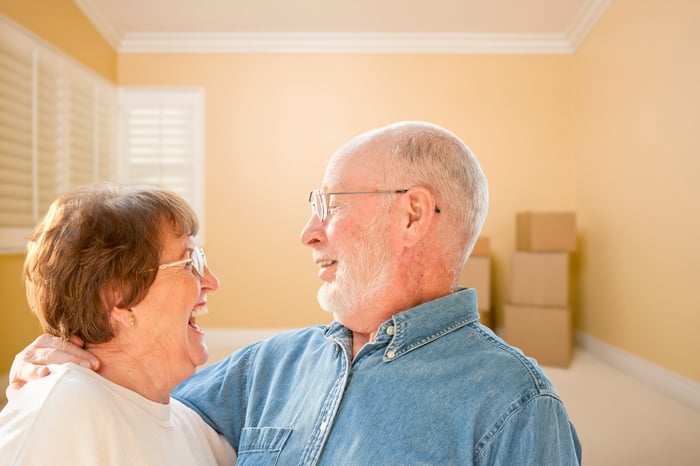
[117,53,575,331]
[0,254,42,376]
[0,0,116,81]
[0,0,117,373]
[571,0,700,381]
[1,0,698,384]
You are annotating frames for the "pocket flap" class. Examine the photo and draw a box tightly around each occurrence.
[239,426,292,453]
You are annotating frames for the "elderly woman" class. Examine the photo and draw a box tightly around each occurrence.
[0,183,236,465]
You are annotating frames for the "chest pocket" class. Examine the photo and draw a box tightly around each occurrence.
[236,426,292,466]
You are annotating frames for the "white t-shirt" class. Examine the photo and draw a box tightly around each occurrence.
[0,363,236,465]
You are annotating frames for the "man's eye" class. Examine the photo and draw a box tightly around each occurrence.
[183,260,194,271]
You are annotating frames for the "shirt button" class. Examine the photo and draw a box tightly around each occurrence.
[386,325,395,336]
[320,421,328,432]
[386,349,396,359]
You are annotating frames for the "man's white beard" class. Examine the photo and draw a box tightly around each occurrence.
[317,218,393,321]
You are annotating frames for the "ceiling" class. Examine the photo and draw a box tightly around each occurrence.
[74,0,612,54]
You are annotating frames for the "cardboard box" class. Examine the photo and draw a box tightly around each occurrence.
[459,256,490,310]
[510,252,568,307]
[504,304,572,368]
[516,212,576,252]
[471,236,490,256]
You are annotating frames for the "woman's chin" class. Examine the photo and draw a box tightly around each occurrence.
[192,344,209,367]
[186,335,209,368]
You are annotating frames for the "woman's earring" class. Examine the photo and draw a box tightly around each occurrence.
[128,314,135,326]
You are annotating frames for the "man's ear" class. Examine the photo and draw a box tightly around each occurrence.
[401,187,439,247]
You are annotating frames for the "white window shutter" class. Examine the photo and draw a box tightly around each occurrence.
[0,17,118,252]
[119,88,205,242]
[0,23,34,232]
[35,53,63,218]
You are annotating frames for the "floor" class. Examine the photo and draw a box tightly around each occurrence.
[544,350,700,466]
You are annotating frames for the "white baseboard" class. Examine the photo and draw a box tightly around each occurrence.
[0,330,286,402]
[203,327,291,350]
[576,331,700,411]
[5,330,699,413]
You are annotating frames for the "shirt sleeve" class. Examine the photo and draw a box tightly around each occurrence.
[476,393,582,466]
[171,399,238,465]
[0,370,130,465]
[172,343,259,451]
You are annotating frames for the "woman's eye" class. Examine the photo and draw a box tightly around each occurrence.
[183,260,194,271]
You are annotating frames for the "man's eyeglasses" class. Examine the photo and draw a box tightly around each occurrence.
[158,246,207,277]
[308,189,440,223]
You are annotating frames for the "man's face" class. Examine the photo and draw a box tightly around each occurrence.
[300,150,400,323]
[316,210,392,320]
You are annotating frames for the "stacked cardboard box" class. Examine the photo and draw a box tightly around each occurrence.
[505,212,576,367]
[458,236,492,327]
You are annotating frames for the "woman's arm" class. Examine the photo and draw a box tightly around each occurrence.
[7,334,100,397]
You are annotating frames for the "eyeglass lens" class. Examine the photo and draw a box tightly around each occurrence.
[192,247,206,276]
[309,190,327,222]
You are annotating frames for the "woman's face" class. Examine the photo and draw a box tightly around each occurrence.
[130,230,219,383]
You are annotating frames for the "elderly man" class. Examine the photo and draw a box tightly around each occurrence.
[10,121,581,465]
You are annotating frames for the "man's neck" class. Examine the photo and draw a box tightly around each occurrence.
[351,331,372,358]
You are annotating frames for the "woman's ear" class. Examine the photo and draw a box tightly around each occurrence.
[102,288,136,329]
[401,187,439,247]
[110,306,135,328]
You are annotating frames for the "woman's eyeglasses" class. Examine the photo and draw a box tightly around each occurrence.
[158,247,207,277]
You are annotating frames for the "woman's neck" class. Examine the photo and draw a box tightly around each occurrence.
[87,343,174,404]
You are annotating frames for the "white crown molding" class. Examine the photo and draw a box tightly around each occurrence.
[576,331,700,412]
[75,0,611,55]
[119,32,573,54]
[73,0,123,50]
[565,0,613,50]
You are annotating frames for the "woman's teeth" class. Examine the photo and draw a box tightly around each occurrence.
[191,306,208,318]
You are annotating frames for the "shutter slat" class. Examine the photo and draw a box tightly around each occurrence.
[0,18,117,250]
[119,89,204,242]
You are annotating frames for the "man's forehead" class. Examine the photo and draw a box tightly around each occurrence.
[323,149,381,188]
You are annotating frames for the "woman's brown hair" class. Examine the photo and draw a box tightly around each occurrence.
[24,183,198,344]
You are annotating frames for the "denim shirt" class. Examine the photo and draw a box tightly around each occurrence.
[174,288,582,465]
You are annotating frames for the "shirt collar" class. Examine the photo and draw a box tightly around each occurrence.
[324,287,479,361]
